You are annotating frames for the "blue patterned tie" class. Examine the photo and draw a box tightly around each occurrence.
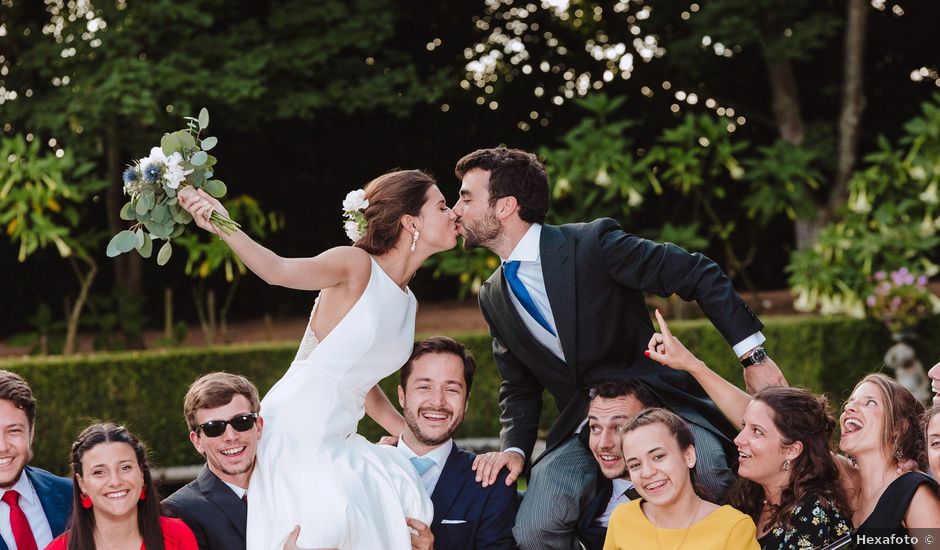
[410,456,435,476]
[503,260,556,336]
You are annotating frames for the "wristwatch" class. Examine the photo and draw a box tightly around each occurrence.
[741,346,769,368]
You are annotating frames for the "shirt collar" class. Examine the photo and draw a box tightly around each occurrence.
[0,471,37,507]
[611,477,634,496]
[222,480,247,499]
[397,436,454,469]
[502,224,541,263]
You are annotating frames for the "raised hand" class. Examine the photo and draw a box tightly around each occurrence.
[471,450,524,487]
[178,187,230,235]
[645,309,705,373]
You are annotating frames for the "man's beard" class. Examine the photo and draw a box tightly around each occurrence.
[404,407,462,447]
[460,210,502,251]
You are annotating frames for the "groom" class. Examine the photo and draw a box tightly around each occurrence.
[451,147,785,550]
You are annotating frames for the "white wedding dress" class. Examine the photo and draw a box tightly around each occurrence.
[246,258,433,549]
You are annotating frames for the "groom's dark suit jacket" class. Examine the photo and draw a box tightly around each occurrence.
[431,443,518,550]
[478,218,763,462]
[162,466,247,550]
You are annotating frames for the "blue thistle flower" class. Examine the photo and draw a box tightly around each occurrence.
[143,163,162,183]
[122,167,139,184]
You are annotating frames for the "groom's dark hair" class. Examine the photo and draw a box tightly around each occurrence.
[400,336,476,391]
[455,147,549,224]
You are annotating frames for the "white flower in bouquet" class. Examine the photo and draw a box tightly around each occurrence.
[344,220,362,242]
[107,107,239,266]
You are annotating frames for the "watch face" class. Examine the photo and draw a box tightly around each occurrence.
[752,348,768,364]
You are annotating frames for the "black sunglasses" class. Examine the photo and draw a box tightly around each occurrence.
[196,413,259,438]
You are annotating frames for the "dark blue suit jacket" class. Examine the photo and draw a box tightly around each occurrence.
[0,466,73,550]
[162,466,246,550]
[430,444,518,550]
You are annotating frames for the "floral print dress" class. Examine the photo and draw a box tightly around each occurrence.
[758,497,852,550]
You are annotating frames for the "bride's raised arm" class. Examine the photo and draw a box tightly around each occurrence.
[179,187,363,291]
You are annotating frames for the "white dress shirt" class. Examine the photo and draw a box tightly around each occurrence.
[595,478,635,528]
[223,480,247,500]
[500,224,764,460]
[397,437,454,496]
[0,472,54,550]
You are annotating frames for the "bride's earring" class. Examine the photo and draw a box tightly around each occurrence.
[410,230,421,252]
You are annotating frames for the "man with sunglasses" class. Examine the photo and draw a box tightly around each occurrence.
[163,372,263,550]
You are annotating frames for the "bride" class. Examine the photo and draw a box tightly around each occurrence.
[179,170,457,549]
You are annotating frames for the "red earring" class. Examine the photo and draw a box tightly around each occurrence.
[139,487,147,501]
[80,493,92,509]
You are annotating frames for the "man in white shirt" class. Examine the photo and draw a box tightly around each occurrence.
[0,370,71,550]
[396,337,518,550]
[451,147,784,549]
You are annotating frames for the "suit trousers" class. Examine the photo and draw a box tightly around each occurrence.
[513,423,734,550]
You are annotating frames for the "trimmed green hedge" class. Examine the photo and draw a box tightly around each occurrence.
[2,315,937,475]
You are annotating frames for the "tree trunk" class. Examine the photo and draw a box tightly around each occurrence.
[830,0,869,214]
[63,255,98,355]
[106,117,145,348]
[765,59,805,145]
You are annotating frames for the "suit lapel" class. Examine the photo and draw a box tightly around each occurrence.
[26,467,69,537]
[197,466,247,538]
[539,225,578,364]
[430,444,470,523]
[482,267,563,369]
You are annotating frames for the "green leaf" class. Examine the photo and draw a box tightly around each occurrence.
[176,131,196,150]
[106,230,137,257]
[134,228,145,248]
[204,180,227,198]
[171,206,193,224]
[200,136,218,151]
[198,108,210,130]
[145,220,172,239]
[161,134,181,156]
[151,204,169,223]
[169,224,185,238]
[191,151,208,166]
[120,202,136,221]
[157,241,173,266]
[138,233,153,258]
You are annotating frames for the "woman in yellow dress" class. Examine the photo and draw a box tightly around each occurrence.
[603,408,759,550]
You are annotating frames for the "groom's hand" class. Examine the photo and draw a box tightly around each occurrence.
[742,356,787,394]
[472,451,523,487]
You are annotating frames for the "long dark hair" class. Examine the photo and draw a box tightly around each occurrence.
[66,423,165,550]
[854,373,926,469]
[729,387,850,532]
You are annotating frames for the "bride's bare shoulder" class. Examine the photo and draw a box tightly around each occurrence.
[320,245,373,281]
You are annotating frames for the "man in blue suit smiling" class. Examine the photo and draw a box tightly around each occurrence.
[395,337,518,550]
[0,370,71,550]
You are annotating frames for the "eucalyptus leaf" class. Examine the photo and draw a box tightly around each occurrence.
[161,134,181,156]
[169,224,185,238]
[165,186,177,198]
[145,220,172,239]
[200,136,218,151]
[106,230,137,257]
[134,228,145,248]
[139,192,155,210]
[198,108,210,129]
[176,131,196,150]
[206,154,217,167]
[120,202,135,221]
[191,151,208,166]
[172,207,193,224]
[151,204,169,223]
[204,180,227,198]
[157,241,173,266]
[189,169,206,187]
[138,233,153,258]
[135,198,150,216]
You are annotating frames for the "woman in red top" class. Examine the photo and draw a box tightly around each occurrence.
[45,423,197,550]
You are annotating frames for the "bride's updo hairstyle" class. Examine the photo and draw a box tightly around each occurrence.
[355,170,437,255]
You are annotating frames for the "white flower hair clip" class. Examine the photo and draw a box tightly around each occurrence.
[342,189,369,242]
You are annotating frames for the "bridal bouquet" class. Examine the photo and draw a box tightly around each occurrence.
[106,108,239,265]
